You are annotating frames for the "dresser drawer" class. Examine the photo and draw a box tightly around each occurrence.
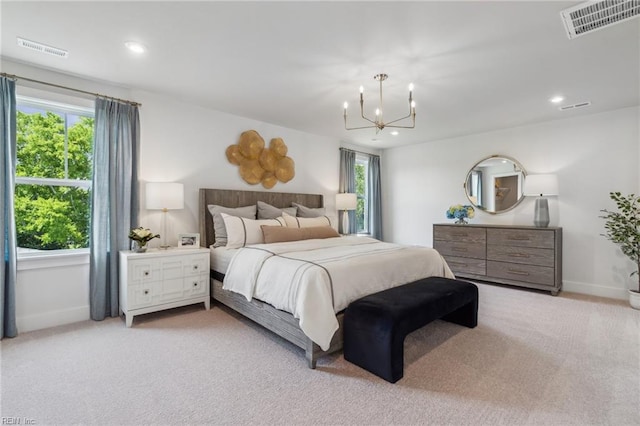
[434,240,486,259]
[434,226,486,244]
[442,255,486,276]
[487,228,554,249]
[487,261,555,286]
[487,245,555,268]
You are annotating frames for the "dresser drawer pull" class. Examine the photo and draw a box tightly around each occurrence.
[452,247,468,252]
[509,253,530,258]
[143,271,150,276]
[508,236,531,241]
[507,268,530,276]
[143,289,150,295]
[193,265,199,271]
[452,232,468,237]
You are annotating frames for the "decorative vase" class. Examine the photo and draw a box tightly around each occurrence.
[131,240,147,253]
[629,290,640,310]
[454,218,468,225]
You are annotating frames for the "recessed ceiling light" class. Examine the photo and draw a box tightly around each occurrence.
[390,131,399,136]
[550,95,565,104]
[125,41,146,54]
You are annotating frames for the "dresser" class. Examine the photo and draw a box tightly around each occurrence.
[119,248,211,326]
[433,224,562,295]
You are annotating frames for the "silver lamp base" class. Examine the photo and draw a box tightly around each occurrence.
[533,197,550,227]
[341,210,350,235]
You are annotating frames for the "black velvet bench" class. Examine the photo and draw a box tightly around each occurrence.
[343,277,478,383]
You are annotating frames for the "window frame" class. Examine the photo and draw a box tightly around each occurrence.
[15,95,95,256]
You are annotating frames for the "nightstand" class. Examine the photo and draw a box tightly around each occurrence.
[119,247,210,327]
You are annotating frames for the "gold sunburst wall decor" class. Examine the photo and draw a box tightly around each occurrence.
[226,130,295,189]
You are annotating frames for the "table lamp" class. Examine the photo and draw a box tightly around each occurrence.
[145,182,184,248]
[524,174,558,227]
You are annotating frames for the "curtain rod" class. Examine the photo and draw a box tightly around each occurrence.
[0,72,141,107]
[339,147,380,158]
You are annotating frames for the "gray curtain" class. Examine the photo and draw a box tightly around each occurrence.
[89,98,139,320]
[368,155,383,240]
[0,77,18,338]
[339,148,356,234]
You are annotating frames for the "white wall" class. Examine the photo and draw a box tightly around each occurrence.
[135,90,340,246]
[4,60,340,332]
[382,107,639,299]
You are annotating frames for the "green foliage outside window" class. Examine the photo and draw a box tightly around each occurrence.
[355,162,366,232]
[15,108,93,250]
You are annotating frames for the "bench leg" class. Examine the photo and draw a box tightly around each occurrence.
[344,315,405,383]
[441,298,478,328]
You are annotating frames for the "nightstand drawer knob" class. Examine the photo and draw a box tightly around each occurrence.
[144,271,149,276]
[193,265,199,270]
[193,282,199,287]
[143,289,149,295]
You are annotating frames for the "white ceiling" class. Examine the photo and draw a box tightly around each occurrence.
[1,1,638,149]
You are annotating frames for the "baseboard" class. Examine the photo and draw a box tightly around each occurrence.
[562,280,628,300]
[17,305,90,333]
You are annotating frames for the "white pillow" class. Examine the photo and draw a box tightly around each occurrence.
[221,213,286,249]
[282,211,337,230]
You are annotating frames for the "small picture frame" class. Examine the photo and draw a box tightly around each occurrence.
[177,233,200,248]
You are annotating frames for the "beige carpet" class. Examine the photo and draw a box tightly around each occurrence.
[1,282,639,425]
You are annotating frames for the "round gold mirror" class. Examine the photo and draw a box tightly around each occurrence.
[463,155,527,214]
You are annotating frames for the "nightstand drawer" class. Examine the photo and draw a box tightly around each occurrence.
[184,275,208,296]
[487,261,555,286]
[487,228,554,249]
[127,285,154,309]
[182,254,208,276]
[443,255,486,276]
[128,260,161,284]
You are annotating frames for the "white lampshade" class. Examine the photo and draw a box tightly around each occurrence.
[145,182,184,210]
[336,193,357,210]
[524,174,559,197]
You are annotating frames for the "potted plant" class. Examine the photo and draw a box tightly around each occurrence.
[600,192,640,309]
[128,227,160,253]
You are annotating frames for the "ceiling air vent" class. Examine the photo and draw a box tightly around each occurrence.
[17,37,68,58]
[560,0,640,39]
[559,101,592,111]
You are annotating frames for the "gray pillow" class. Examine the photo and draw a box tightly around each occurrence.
[292,202,325,218]
[257,201,297,219]
[207,204,257,247]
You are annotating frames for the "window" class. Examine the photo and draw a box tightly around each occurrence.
[355,155,369,234]
[15,96,94,252]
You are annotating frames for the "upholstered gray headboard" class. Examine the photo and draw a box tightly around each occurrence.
[198,188,324,248]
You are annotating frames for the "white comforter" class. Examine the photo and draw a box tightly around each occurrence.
[223,236,454,351]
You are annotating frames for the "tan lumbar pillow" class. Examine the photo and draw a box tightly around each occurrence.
[261,225,340,244]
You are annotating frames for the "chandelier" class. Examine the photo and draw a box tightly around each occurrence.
[343,73,416,133]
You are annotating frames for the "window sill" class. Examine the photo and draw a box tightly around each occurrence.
[17,249,90,271]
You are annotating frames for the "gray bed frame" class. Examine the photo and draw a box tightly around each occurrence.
[198,188,344,368]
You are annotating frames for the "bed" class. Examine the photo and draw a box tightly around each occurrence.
[198,188,453,368]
